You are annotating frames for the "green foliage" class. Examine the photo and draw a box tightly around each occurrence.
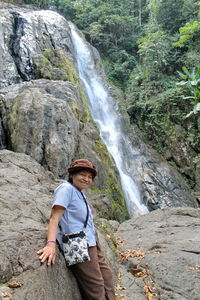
[137,25,170,74]
[105,50,136,84]
[157,0,199,33]
[50,0,148,86]
[173,20,200,48]
[179,49,200,69]
[177,65,200,105]
[127,85,195,150]
[23,0,49,7]
[185,103,200,118]
[127,62,176,104]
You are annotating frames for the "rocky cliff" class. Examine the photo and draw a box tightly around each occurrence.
[0,2,128,221]
[0,2,200,300]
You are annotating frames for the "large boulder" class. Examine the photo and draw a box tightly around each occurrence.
[0,149,81,299]
[116,207,200,300]
[0,149,117,300]
[0,80,82,177]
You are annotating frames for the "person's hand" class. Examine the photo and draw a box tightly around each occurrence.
[37,243,56,266]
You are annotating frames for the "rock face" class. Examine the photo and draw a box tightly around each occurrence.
[127,92,200,199]
[126,125,198,210]
[0,78,128,220]
[0,80,80,177]
[0,4,73,88]
[0,149,117,300]
[0,150,81,299]
[116,207,200,300]
[0,3,128,221]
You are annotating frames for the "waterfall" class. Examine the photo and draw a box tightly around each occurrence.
[69,23,148,216]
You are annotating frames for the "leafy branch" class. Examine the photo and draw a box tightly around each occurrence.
[176,65,200,118]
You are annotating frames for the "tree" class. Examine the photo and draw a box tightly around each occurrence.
[137,24,170,75]
[173,20,200,48]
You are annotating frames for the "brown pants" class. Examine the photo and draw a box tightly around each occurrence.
[70,244,116,300]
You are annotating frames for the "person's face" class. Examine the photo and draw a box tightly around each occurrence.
[72,170,93,191]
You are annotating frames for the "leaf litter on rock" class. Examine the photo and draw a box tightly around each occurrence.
[1,292,13,299]
[120,249,145,261]
[7,281,23,288]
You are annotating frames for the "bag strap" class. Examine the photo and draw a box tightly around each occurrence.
[81,192,89,228]
[59,191,90,234]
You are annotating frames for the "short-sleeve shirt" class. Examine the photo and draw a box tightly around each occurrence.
[52,181,96,249]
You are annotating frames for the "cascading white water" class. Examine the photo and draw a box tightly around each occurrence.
[69,23,148,216]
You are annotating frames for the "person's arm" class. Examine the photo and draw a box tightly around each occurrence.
[37,205,65,266]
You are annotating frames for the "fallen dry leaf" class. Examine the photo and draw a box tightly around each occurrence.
[117,272,122,281]
[135,270,148,278]
[115,284,126,291]
[7,281,23,288]
[144,285,154,300]
[1,292,13,299]
[115,272,126,291]
[120,249,145,261]
[115,293,125,300]
[144,285,153,293]
[189,265,200,271]
[116,238,124,249]
[146,291,154,300]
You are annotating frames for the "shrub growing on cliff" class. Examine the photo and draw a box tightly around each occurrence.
[177,65,200,106]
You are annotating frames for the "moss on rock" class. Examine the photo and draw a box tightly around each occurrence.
[92,140,128,222]
[33,49,79,84]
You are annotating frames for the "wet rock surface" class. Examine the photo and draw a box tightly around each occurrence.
[0,3,73,88]
[127,125,197,210]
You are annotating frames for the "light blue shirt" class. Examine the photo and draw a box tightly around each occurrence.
[52,181,96,248]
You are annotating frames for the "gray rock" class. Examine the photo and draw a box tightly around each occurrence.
[0,80,80,177]
[127,125,197,210]
[116,265,147,300]
[116,207,200,300]
[0,149,81,299]
[0,149,118,300]
[0,79,123,210]
[0,5,21,88]
[0,5,74,88]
